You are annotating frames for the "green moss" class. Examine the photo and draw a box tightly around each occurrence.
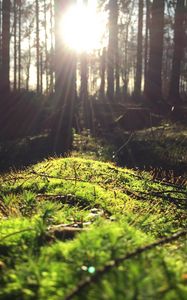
[0,156,186,299]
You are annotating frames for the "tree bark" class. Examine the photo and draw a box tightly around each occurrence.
[36,0,40,93]
[18,1,21,91]
[144,0,165,103]
[144,0,150,94]
[99,47,106,100]
[44,0,49,94]
[52,0,76,154]
[134,0,143,97]
[107,0,118,101]
[49,0,54,93]
[0,0,10,94]
[168,0,185,105]
[13,0,17,91]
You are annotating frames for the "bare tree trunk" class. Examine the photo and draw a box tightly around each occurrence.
[168,0,185,105]
[36,0,40,93]
[44,0,49,94]
[107,0,118,101]
[18,1,21,91]
[49,0,54,93]
[145,0,165,103]
[40,52,43,94]
[0,0,2,68]
[13,0,17,91]
[0,0,10,94]
[26,30,31,91]
[134,0,143,97]
[52,0,76,154]
[80,0,91,129]
[144,0,150,93]
[80,52,89,128]
[99,47,106,100]
[115,43,120,100]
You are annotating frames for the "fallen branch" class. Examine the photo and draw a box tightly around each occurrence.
[48,226,88,240]
[0,228,35,243]
[64,230,187,300]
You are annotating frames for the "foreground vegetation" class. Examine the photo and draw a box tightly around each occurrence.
[0,151,187,299]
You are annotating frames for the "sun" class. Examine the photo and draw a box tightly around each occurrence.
[60,1,106,53]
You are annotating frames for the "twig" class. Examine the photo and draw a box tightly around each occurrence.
[141,190,187,196]
[113,132,134,158]
[64,230,187,300]
[0,228,35,243]
[31,170,89,184]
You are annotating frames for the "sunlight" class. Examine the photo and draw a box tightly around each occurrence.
[60,0,106,53]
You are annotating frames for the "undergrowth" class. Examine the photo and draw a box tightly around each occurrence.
[0,154,187,299]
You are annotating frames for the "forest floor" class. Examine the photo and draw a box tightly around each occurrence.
[0,126,187,300]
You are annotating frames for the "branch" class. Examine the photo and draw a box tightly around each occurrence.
[0,228,35,243]
[64,230,187,300]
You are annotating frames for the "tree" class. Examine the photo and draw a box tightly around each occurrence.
[18,0,22,91]
[134,0,143,97]
[52,0,76,153]
[144,0,150,94]
[0,0,11,93]
[168,0,186,104]
[36,0,40,93]
[80,0,90,129]
[13,0,17,91]
[107,0,118,101]
[99,47,106,99]
[144,0,165,103]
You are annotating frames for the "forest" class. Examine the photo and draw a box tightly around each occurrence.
[0,0,187,299]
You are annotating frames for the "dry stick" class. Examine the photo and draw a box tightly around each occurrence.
[64,230,187,300]
[0,228,35,243]
[141,190,187,196]
[31,170,89,184]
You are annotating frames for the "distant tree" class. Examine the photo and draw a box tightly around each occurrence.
[43,0,49,93]
[144,0,165,103]
[107,0,118,101]
[99,47,106,99]
[0,1,2,68]
[49,0,54,93]
[80,0,90,128]
[13,0,17,91]
[168,0,186,104]
[18,0,22,91]
[144,0,150,94]
[36,0,40,93]
[134,0,143,97]
[0,0,11,93]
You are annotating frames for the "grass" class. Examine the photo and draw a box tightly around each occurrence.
[0,152,187,299]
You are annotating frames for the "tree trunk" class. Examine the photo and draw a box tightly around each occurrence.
[145,0,165,103]
[40,52,43,94]
[0,0,10,94]
[18,1,21,91]
[0,0,2,68]
[107,0,118,101]
[44,0,49,94]
[80,52,90,128]
[52,0,76,154]
[13,0,17,91]
[36,0,40,93]
[144,0,150,93]
[168,0,185,105]
[134,0,143,97]
[49,0,54,93]
[26,30,31,91]
[99,47,106,100]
